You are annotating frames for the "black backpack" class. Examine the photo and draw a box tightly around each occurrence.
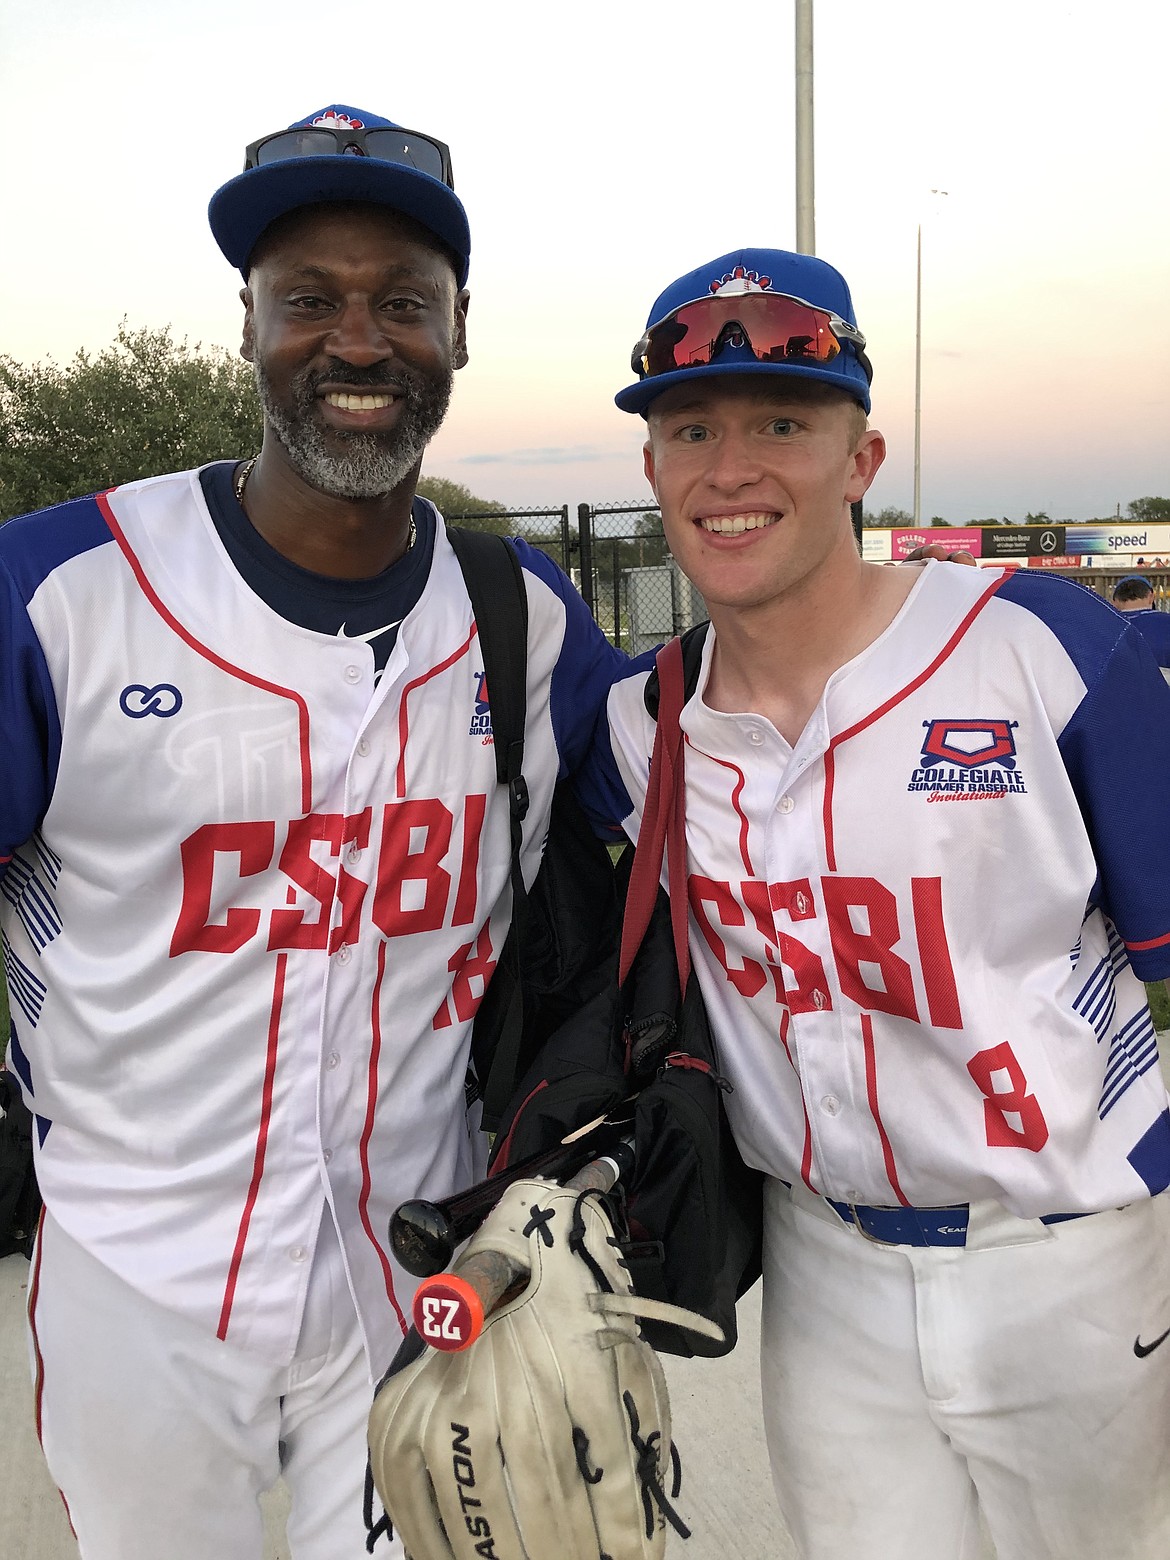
[446,529,621,1133]
[483,623,764,1358]
[0,1068,40,1260]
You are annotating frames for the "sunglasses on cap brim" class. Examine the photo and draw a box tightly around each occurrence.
[244,124,454,190]
[630,290,873,384]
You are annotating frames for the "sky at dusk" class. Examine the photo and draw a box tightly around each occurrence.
[1,0,1166,524]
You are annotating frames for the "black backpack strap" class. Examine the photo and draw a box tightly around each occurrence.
[445,528,530,1121]
[643,620,710,718]
[446,528,528,809]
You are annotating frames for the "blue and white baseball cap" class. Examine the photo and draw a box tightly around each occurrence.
[616,247,872,416]
[208,104,471,285]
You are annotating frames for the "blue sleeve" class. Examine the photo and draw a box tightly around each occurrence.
[0,496,110,878]
[0,554,61,878]
[1134,611,1170,670]
[511,538,630,777]
[571,659,655,839]
[1026,598,1170,979]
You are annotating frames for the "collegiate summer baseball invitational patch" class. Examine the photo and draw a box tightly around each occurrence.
[907,719,1028,802]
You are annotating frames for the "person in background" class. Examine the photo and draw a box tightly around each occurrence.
[1112,574,1170,681]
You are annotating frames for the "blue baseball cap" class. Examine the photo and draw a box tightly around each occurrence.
[616,247,871,416]
[208,105,471,285]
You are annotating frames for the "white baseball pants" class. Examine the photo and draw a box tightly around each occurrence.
[760,1179,1170,1560]
[27,1209,403,1560]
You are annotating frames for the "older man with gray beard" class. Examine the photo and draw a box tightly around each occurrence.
[0,104,625,1560]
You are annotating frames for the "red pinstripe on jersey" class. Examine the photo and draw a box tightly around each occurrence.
[26,1210,47,1440]
[690,742,819,1185]
[861,1013,909,1206]
[821,570,1007,871]
[688,740,754,873]
[26,1215,78,1534]
[97,491,315,816]
[777,1009,817,1193]
[217,953,289,1339]
[395,625,479,799]
[357,939,408,1335]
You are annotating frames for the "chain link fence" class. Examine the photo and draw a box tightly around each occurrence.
[442,505,573,576]
[449,507,1170,647]
[447,500,708,652]
[575,501,708,652]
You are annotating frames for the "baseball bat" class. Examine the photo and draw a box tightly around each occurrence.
[390,1108,633,1277]
[411,1139,636,1353]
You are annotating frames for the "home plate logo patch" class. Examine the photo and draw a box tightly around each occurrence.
[907,719,1027,801]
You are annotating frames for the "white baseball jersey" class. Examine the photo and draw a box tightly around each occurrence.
[591,560,1170,1218]
[0,467,623,1373]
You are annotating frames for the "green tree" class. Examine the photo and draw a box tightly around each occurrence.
[416,476,570,559]
[416,476,508,520]
[930,516,950,527]
[0,323,262,522]
[1127,497,1170,524]
[1023,511,1050,524]
[864,506,913,528]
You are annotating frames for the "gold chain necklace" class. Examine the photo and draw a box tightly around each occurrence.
[233,456,258,506]
[232,455,416,554]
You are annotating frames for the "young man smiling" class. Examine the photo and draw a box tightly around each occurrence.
[1,106,623,1559]
[588,246,1170,1559]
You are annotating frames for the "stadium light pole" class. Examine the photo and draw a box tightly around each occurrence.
[913,189,948,525]
[795,0,815,255]
[913,223,923,523]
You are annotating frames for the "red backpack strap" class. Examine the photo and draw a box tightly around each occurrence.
[658,639,691,994]
[619,637,689,994]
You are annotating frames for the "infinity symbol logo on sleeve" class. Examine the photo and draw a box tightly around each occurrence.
[119,683,184,718]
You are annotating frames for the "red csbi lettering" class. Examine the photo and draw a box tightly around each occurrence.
[822,876,919,1020]
[266,810,374,952]
[688,873,962,1028]
[371,799,453,937]
[690,876,766,998]
[172,822,274,954]
[689,873,835,1012]
[171,798,488,955]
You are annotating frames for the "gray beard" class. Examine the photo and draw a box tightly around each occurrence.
[252,358,453,500]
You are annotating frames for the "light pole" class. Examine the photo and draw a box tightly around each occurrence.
[913,190,947,525]
[795,0,815,254]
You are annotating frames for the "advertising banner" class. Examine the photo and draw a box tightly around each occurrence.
[1063,525,1170,558]
[890,528,985,559]
[980,526,1066,559]
[862,525,1170,567]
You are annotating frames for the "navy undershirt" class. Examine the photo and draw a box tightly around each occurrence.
[199,461,434,675]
